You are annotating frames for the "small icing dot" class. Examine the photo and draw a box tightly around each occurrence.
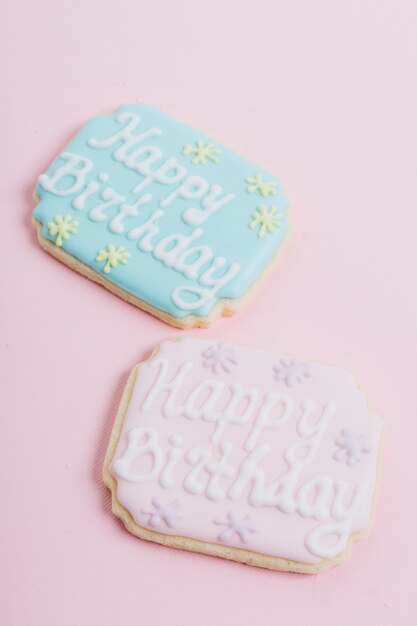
[170,434,183,447]
[99,172,109,183]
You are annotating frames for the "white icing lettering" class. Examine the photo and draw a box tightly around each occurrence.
[159,435,183,489]
[245,392,293,451]
[124,144,162,175]
[112,427,162,483]
[39,152,93,197]
[153,229,203,267]
[205,442,235,501]
[171,257,241,311]
[184,447,211,495]
[141,358,193,418]
[172,245,213,279]
[88,187,126,222]
[183,184,235,225]
[127,209,164,251]
[305,484,365,558]
[228,444,270,503]
[210,383,259,445]
[72,180,99,210]
[109,192,153,234]
[297,476,333,521]
[88,112,162,164]
[160,175,209,209]
[182,378,224,422]
[133,157,186,194]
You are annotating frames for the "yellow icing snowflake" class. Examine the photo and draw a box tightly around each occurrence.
[245,173,277,197]
[182,140,221,165]
[47,214,79,247]
[96,244,130,274]
[249,205,283,240]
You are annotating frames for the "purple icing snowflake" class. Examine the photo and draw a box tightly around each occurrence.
[334,430,372,466]
[141,498,182,528]
[202,343,237,374]
[214,512,257,544]
[273,359,311,387]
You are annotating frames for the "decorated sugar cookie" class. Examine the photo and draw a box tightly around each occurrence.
[33,105,289,328]
[103,338,383,573]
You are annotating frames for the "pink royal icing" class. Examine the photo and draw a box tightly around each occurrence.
[109,338,382,565]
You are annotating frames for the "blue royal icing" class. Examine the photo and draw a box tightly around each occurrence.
[34,104,289,321]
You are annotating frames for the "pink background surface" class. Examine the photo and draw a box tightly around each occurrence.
[1,1,416,624]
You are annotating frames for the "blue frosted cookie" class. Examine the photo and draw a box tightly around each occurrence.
[34,105,290,327]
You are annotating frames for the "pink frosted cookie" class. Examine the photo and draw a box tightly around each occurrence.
[103,338,383,573]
